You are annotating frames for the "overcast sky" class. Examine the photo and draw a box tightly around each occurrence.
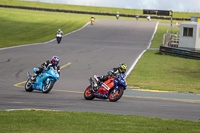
[24,0,200,13]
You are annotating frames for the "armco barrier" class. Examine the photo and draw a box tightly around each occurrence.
[0,5,190,21]
[159,45,200,60]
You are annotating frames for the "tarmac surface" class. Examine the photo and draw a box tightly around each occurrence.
[1,19,200,121]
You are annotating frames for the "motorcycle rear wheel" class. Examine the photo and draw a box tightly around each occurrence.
[42,80,54,93]
[25,79,33,92]
[109,88,124,102]
[84,85,95,100]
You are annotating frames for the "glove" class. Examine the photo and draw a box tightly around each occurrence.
[107,71,112,76]
[43,66,48,71]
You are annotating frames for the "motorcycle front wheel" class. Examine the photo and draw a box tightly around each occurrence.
[84,85,95,100]
[25,79,33,92]
[109,88,124,102]
[42,79,54,93]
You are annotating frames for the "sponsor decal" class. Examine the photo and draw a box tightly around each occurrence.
[102,83,110,91]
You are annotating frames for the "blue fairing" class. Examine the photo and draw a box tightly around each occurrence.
[32,67,59,90]
[114,74,127,90]
[57,37,61,41]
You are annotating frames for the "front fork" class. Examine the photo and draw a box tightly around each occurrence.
[89,77,94,91]
[89,76,99,91]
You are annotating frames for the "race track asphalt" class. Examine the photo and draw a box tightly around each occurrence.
[0,19,200,121]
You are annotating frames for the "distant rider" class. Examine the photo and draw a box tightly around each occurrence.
[90,16,95,25]
[31,56,60,83]
[94,63,127,89]
[116,12,120,20]
[136,14,140,20]
[91,16,95,20]
[147,15,151,21]
[56,29,63,35]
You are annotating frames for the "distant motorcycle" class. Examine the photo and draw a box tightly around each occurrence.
[91,18,95,25]
[84,73,127,102]
[25,66,59,93]
[56,34,62,44]
[116,14,119,20]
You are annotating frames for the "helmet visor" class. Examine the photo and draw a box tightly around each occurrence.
[54,61,58,65]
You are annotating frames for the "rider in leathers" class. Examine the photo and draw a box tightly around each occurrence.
[31,56,60,83]
[56,29,63,35]
[94,63,127,89]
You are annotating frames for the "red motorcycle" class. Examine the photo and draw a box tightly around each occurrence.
[84,74,127,102]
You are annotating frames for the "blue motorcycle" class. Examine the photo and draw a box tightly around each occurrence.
[56,34,62,44]
[25,67,59,93]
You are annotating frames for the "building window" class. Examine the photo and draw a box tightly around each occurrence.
[183,27,193,37]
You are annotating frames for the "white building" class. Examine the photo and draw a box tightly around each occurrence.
[179,22,200,50]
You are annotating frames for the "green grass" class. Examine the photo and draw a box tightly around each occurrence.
[0,8,90,48]
[127,50,200,93]
[0,110,200,133]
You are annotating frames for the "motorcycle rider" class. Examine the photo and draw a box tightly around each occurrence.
[31,56,60,83]
[91,16,95,20]
[56,29,63,35]
[116,12,120,20]
[136,14,140,20]
[93,63,127,89]
[147,15,151,21]
[90,16,95,24]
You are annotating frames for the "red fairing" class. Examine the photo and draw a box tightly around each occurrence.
[98,85,109,94]
[98,77,115,94]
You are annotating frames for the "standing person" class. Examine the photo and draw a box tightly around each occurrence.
[31,56,60,83]
[116,12,120,20]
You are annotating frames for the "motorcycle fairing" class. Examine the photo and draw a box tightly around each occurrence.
[32,67,59,90]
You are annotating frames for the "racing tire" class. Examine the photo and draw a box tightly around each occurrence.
[25,79,33,92]
[84,85,95,100]
[109,88,124,102]
[42,79,54,93]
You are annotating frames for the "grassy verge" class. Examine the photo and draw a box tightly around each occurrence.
[127,26,200,93]
[0,8,90,48]
[0,110,200,133]
[127,50,200,93]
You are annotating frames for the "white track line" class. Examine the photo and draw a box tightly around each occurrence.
[126,21,159,78]
[0,22,90,51]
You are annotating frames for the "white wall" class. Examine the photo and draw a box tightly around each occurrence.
[179,22,200,50]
